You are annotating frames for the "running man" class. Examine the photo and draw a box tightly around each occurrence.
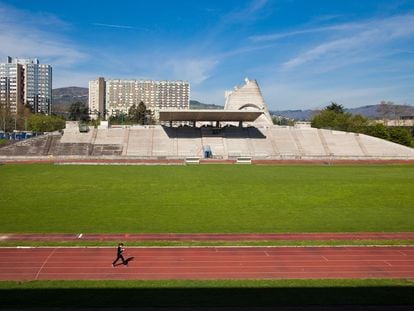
[112,243,127,267]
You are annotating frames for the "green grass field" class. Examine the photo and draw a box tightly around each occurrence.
[1,164,413,307]
[1,164,413,233]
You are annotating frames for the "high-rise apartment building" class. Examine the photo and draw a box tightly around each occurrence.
[88,77,105,117]
[0,61,24,114]
[0,57,52,115]
[88,78,190,120]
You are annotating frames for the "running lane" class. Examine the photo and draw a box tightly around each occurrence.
[0,246,413,280]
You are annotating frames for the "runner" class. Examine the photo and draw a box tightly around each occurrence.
[112,243,127,267]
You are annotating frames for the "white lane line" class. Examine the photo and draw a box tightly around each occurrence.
[35,248,57,280]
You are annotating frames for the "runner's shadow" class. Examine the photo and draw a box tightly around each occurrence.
[113,257,134,267]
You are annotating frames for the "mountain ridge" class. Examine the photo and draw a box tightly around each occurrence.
[51,87,414,119]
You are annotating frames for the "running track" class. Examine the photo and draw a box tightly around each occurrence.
[1,246,414,280]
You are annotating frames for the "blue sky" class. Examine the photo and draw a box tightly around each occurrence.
[1,0,414,110]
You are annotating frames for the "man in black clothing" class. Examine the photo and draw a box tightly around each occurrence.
[112,243,127,267]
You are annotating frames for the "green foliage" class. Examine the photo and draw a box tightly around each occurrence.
[363,123,390,140]
[311,102,370,131]
[311,109,363,131]
[27,114,65,132]
[0,165,413,233]
[68,101,90,121]
[388,127,414,147]
[272,116,294,126]
[311,103,414,147]
[128,101,151,125]
[361,125,413,147]
[326,102,345,114]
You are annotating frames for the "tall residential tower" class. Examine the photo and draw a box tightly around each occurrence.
[88,78,190,120]
[0,57,52,115]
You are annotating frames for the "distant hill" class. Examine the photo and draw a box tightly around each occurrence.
[52,87,414,120]
[52,87,88,114]
[270,109,316,120]
[273,104,414,120]
[51,88,223,113]
[190,100,223,110]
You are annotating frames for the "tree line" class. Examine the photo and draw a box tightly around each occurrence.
[311,103,414,147]
[68,101,155,125]
[0,104,65,133]
[0,100,155,134]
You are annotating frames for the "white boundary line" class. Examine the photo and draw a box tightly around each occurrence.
[35,248,57,280]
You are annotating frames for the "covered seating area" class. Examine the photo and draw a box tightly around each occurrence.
[159,109,263,127]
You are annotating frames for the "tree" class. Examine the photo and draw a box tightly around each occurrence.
[128,101,149,125]
[311,103,368,132]
[326,102,345,114]
[27,114,65,132]
[68,102,90,121]
[364,123,390,140]
[388,127,414,147]
[0,106,13,132]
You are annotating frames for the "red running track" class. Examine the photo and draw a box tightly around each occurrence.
[1,246,414,281]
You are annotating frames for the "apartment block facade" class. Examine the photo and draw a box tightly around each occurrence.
[0,57,52,115]
[0,61,24,114]
[89,77,190,119]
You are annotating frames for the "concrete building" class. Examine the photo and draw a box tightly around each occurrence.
[88,78,190,120]
[0,61,24,114]
[88,77,105,118]
[224,78,273,126]
[0,57,52,115]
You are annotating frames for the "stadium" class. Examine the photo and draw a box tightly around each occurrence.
[1,78,414,163]
[1,79,414,309]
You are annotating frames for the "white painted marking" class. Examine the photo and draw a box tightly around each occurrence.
[35,248,57,280]
[398,250,408,256]
[77,233,83,239]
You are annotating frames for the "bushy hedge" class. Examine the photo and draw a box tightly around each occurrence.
[311,105,414,147]
[27,114,66,132]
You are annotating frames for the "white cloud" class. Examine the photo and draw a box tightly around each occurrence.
[0,3,88,68]
[261,80,410,110]
[166,58,219,85]
[281,14,414,70]
[92,23,134,29]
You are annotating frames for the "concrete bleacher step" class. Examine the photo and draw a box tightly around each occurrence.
[2,123,414,160]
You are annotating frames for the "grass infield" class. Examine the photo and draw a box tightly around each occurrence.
[1,164,413,234]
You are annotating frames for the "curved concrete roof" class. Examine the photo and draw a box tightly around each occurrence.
[159,110,263,122]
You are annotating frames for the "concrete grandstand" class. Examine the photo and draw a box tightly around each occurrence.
[1,78,414,162]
